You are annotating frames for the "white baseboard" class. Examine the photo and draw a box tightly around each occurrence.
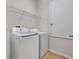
[49,49,71,59]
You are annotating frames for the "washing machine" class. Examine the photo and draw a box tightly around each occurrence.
[10,31,39,59]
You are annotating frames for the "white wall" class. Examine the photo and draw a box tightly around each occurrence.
[7,0,38,15]
[37,0,50,32]
[6,6,40,29]
[49,37,73,57]
[50,0,73,37]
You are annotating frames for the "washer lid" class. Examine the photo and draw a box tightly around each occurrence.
[12,32,38,37]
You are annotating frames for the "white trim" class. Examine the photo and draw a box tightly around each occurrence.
[49,49,71,59]
[49,34,73,40]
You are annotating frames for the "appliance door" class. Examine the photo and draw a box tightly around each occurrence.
[19,35,39,59]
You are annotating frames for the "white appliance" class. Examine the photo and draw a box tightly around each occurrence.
[30,29,48,58]
[10,28,39,59]
[38,32,48,58]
